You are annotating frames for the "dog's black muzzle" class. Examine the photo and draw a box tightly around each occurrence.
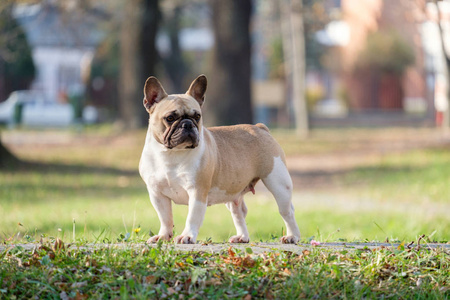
[165,118,199,149]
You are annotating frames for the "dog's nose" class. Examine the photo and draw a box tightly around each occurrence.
[180,119,194,129]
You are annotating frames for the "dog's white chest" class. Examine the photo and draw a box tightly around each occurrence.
[157,171,190,205]
[140,142,202,205]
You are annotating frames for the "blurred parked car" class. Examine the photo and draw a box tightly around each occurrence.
[0,91,45,124]
[0,90,97,127]
[22,102,74,127]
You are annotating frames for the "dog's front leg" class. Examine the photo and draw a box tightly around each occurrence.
[175,191,207,244]
[147,191,174,243]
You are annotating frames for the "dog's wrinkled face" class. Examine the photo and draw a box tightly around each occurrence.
[151,96,202,149]
[143,75,207,150]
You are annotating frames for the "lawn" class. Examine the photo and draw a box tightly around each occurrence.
[0,127,449,243]
[1,240,449,299]
[1,127,450,299]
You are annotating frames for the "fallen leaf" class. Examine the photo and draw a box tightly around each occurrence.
[8,281,17,290]
[204,278,221,286]
[223,255,256,268]
[74,291,88,300]
[60,291,69,300]
[144,275,157,284]
[243,256,256,268]
[100,266,112,273]
[54,282,68,291]
[167,287,176,295]
[71,282,88,289]
[282,268,291,276]
[53,238,65,251]
[265,290,274,299]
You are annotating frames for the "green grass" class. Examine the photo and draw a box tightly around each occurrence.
[0,128,449,243]
[344,148,450,203]
[1,127,450,298]
[1,240,449,299]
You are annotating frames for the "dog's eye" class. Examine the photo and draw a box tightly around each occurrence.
[194,114,201,122]
[166,116,175,123]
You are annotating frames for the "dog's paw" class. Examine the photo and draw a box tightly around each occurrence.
[280,235,299,244]
[174,235,195,244]
[146,234,172,244]
[228,235,250,243]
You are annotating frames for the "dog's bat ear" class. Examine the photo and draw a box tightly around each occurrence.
[143,76,168,112]
[186,74,207,107]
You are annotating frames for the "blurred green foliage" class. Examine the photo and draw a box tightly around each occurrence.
[0,2,35,100]
[357,30,415,75]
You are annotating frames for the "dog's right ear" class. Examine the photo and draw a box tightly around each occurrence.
[143,77,168,112]
[186,74,207,107]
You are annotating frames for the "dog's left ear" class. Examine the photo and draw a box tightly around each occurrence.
[143,76,168,112]
[186,74,207,107]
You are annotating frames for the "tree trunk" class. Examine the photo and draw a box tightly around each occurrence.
[0,138,18,168]
[433,0,450,130]
[119,0,161,129]
[280,0,308,137]
[205,0,253,126]
[140,0,162,123]
[163,5,186,92]
[118,0,142,129]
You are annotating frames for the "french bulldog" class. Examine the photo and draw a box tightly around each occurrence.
[139,75,301,244]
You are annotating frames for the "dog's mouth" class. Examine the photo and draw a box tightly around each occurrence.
[163,119,199,149]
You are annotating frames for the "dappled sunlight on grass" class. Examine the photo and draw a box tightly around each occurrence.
[1,127,449,243]
[342,148,450,203]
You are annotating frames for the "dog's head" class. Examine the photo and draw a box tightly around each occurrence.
[143,75,207,150]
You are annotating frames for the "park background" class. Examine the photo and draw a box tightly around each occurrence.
[0,0,449,244]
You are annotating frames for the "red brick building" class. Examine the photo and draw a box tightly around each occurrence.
[338,0,431,113]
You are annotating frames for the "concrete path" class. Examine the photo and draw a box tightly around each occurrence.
[2,242,449,254]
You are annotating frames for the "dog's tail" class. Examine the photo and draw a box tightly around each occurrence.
[255,123,270,132]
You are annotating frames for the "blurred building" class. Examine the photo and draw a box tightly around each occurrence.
[339,0,426,112]
[13,2,104,103]
[318,0,448,121]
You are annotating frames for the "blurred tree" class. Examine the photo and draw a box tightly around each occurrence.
[0,0,35,167]
[430,0,450,129]
[280,0,308,137]
[0,136,18,168]
[119,0,162,129]
[357,31,415,75]
[140,0,161,101]
[205,0,252,126]
[302,0,330,70]
[161,2,187,92]
[89,33,120,115]
[267,0,329,79]
[0,1,35,101]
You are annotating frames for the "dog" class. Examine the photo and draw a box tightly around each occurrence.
[139,75,301,244]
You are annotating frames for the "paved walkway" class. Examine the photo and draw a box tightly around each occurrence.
[1,242,449,254]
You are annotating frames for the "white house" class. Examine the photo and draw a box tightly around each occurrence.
[13,3,103,103]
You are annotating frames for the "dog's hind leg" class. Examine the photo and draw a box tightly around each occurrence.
[226,197,250,243]
[262,156,300,244]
